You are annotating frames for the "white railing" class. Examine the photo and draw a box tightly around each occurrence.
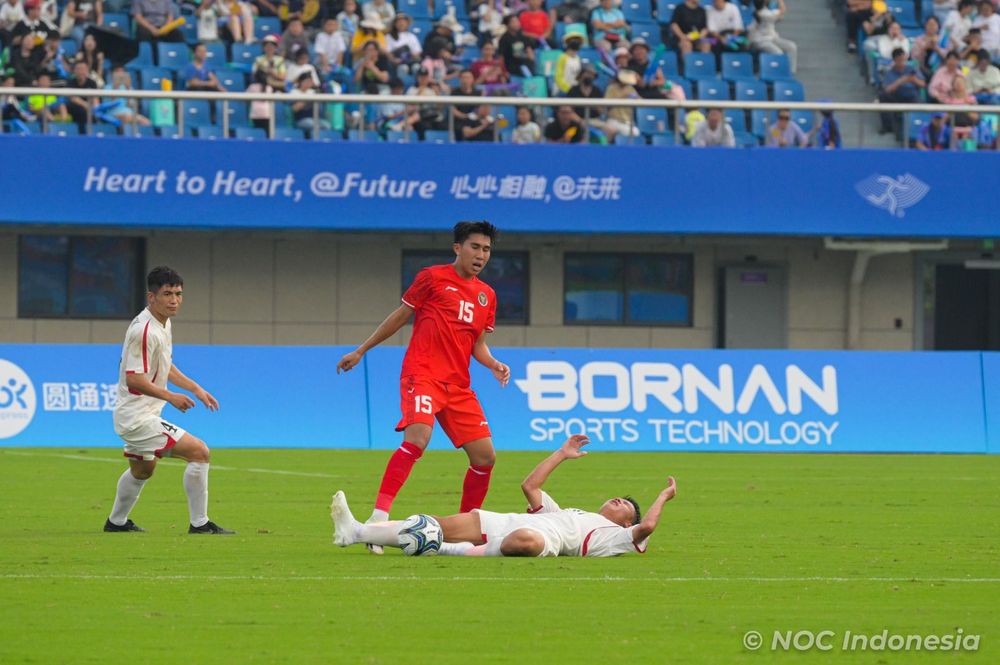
[5,86,997,148]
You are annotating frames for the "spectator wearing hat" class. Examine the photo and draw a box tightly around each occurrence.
[915,111,951,149]
[498,14,535,75]
[362,0,394,26]
[354,38,391,93]
[604,68,640,139]
[591,0,628,50]
[816,104,842,149]
[254,34,288,89]
[567,60,606,128]
[749,0,796,73]
[512,106,541,143]
[386,12,422,75]
[351,15,387,58]
[929,50,962,102]
[766,109,809,147]
[627,38,668,99]
[544,104,585,143]
[406,65,447,138]
[472,40,509,85]
[878,46,924,138]
[518,0,553,46]
[555,32,583,93]
[315,16,347,76]
[691,107,734,147]
[131,0,184,43]
[967,49,1000,104]
[11,0,55,48]
[669,0,711,57]
[705,0,746,57]
[974,0,1000,58]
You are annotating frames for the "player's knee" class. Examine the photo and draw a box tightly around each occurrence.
[131,467,154,480]
[472,449,496,467]
[187,438,211,463]
[500,529,544,557]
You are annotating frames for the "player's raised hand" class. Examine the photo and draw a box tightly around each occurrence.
[560,434,590,458]
[194,387,220,412]
[337,350,362,374]
[168,392,196,413]
[662,476,677,501]
[492,361,510,387]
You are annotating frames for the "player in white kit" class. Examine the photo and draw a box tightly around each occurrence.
[103,266,234,535]
[330,435,677,557]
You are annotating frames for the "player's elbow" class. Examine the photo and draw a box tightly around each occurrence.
[125,373,143,390]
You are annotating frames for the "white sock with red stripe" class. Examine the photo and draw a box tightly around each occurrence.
[109,469,146,526]
[184,462,210,528]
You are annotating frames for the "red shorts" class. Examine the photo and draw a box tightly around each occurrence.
[396,375,492,447]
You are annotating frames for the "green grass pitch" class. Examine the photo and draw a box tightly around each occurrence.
[1,447,998,664]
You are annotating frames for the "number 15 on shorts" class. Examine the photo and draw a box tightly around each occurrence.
[415,395,433,414]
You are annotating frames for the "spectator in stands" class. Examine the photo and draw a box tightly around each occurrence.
[353,39,390,93]
[604,68,640,139]
[103,65,149,126]
[132,0,184,43]
[195,0,221,43]
[932,0,957,23]
[519,0,553,46]
[567,61,607,134]
[872,20,909,60]
[512,106,541,142]
[878,46,924,136]
[405,65,447,137]
[691,107,734,146]
[11,0,54,47]
[974,0,1000,58]
[942,72,976,104]
[2,74,37,126]
[38,31,70,82]
[376,77,407,131]
[287,44,321,86]
[424,14,461,59]
[591,0,628,50]
[247,69,277,133]
[706,0,746,57]
[910,15,952,77]
[816,106,842,149]
[472,40,509,85]
[253,0,279,19]
[929,50,962,102]
[254,34,288,89]
[64,0,102,46]
[10,23,43,85]
[844,0,872,53]
[336,0,360,41]
[0,0,26,50]
[499,14,535,75]
[362,0,394,26]
[351,16,387,58]
[766,109,809,147]
[915,111,951,149]
[861,0,893,48]
[749,0,796,73]
[292,71,330,131]
[26,71,67,122]
[943,0,976,49]
[217,0,255,44]
[555,33,583,93]
[450,68,479,136]
[457,102,496,141]
[66,58,97,132]
[959,28,988,67]
[627,38,667,99]
[282,17,310,58]
[669,0,710,56]
[315,17,347,76]
[475,0,507,38]
[968,48,1000,103]
[545,104,584,143]
[185,42,227,92]
[386,13,421,76]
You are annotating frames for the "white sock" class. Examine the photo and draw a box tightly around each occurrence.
[184,462,210,527]
[109,469,146,526]
[484,538,504,557]
[359,520,403,547]
[369,509,389,523]
[438,542,478,556]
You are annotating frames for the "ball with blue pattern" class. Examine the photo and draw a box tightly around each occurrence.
[398,514,443,556]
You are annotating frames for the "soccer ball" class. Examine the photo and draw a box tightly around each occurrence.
[398,514,443,556]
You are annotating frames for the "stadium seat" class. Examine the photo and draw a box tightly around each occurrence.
[721,52,754,81]
[621,0,653,21]
[139,67,172,90]
[656,0,680,23]
[157,43,191,71]
[650,132,677,146]
[907,111,933,140]
[157,126,184,138]
[256,16,281,37]
[179,20,198,44]
[235,126,267,140]
[657,51,679,77]
[759,53,793,82]
[790,109,813,133]
[750,108,769,137]
[203,42,228,68]
[194,125,225,139]
[129,41,154,68]
[683,52,717,80]
[89,123,119,137]
[122,125,157,137]
[733,131,758,147]
[103,12,130,34]
[231,43,263,71]
[739,5,753,28]
[724,108,747,133]
[696,79,730,101]
[734,78,767,101]
[637,109,668,135]
[773,79,805,102]
[273,127,306,141]
[216,70,247,92]
[397,0,431,18]
[61,38,79,58]
[886,0,919,28]
[45,123,76,137]
[313,129,343,141]
[386,130,416,143]
[422,130,451,143]
[630,21,662,47]
[410,19,433,41]
[613,133,645,146]
[178,100,213,127]
[670,78,692,99]
[272,102,293,127]
[219,101,250,129]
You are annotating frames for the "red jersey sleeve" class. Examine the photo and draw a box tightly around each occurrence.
[402,268,434,310]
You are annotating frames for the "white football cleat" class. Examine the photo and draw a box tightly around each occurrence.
[330,491,358,547]
[366,543,384,555]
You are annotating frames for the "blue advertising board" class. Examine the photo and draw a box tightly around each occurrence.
[0,344,992,453]
[0,344,369,448]
[2,135,1000,237]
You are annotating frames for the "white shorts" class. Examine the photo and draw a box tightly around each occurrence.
[120,417,187,461]
[473,510,561,558]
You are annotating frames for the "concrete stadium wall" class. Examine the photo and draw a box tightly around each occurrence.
[0,229,918,350]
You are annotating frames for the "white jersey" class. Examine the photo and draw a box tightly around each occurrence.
[476,491,648,557]
[113,308,173,436]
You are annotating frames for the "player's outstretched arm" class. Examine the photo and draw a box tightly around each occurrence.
[632,477,677,546]
[520,435,590,508]
[473,332,510,387]
[336,304,414,374]
[168,364,219,412]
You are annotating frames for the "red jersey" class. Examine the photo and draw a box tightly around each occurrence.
[400,264,497,388]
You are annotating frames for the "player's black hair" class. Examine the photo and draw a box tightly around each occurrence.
[623,495,641,526]
[453,220,498,245]
[147,266,184,292]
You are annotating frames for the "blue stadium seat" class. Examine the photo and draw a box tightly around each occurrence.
[157,43,191,71]
[750,108,769,137]
[255,16,282,37]
[423,129,451,143]
[433,0,468,19]
[724,108,747,132]
[346,129,383,141]
[670,78,692,99]
[203,42,228,68]
[179,20,198,44]
[219,101,250,128]
[386,130,416,143]
[636,109,667,135]
[630,21,662,47]
[886,0,918,28]
[231,43,263,71]
[179,100,213,126]
[45,123,76,136]
[129,41,154,68]
[790,109,813,133]
[721,52,753,81]
[734,130,758,147]
[397,0,431,18]
[683,52,717,80]
[89,123,119,137]
[696,79,730,101]
[656,0,680,24]
[157,126,184,138]
[621,0,653,21]
[273,127,306,141]
[739,5,753,28]
[773,79,805,102]
[216,70,246,91]
[194,125,225,139]
[734,78,766,101]
[235,126,267,140]
[313,129,343,141]
[272,102,293,127]
[613,133,645,145]
[61,38,79,58]
[104,12,130,34]
[139,67,172,90]
[656,51,679,77]
[651,132,677,146]
[122,124,157,137]
[410,19,433,41]
[759,53,793,82]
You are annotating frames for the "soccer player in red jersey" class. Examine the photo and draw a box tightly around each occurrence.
[337,221,510,552]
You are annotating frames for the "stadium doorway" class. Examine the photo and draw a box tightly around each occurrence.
[922,260,1000,350]
[717,265,788,349]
